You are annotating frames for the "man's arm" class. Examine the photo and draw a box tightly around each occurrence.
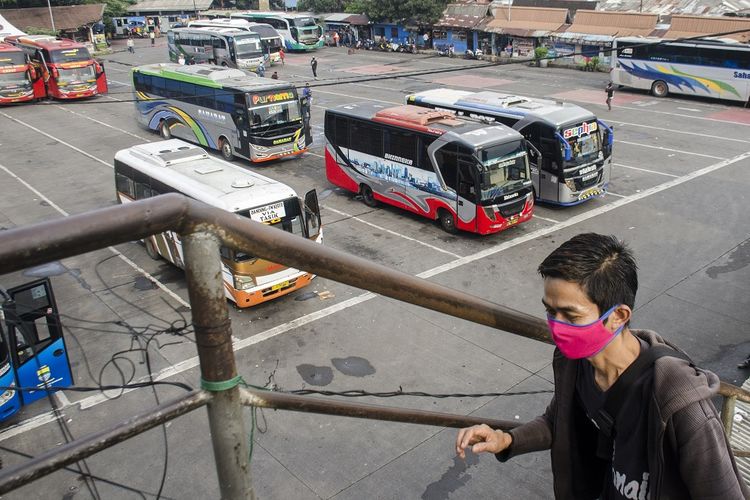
[673,399,750,499]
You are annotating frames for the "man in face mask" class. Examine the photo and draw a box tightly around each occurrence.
[455,233,749,499]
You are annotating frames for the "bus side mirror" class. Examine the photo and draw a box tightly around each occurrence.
[27,67,37,81]
[524,140,541,161]
[480,172,490,186]
[304,189,321,232]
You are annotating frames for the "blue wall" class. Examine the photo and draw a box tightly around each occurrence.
[371,23,410,43]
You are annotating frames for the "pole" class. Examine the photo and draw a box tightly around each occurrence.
[508,0,511,22]
[46,0,56,33]
[182,231,253,500]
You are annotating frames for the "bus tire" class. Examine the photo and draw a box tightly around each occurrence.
[219,138,235,161]
[651,80,669,98]
[144,237,160,260]
[360,184,377,207]
[438,209,457,234]
[159,120,171,139]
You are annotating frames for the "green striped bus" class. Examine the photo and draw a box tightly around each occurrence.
[132,63,311,163]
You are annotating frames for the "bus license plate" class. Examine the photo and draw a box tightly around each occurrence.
[250,202,286,223]
[271,280,290,291]
[581,172,598,181]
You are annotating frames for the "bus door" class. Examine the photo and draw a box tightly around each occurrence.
[0,321,21,422]
[523,123,562,202]
[303,189,322,239]
[25,56,46,100]
[2,278,73,406]
[434,142,479,231]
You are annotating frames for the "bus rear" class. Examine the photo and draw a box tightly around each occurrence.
[0,42,44,104]
[325,104,534,235]
[288,15,324,50]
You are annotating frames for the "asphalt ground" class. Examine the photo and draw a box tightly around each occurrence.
[0,36,749,498]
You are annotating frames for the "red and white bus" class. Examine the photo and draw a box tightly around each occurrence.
[0,42,45,104]
[5,35,107,100]
[325,103,536,235]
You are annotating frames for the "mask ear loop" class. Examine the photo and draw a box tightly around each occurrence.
[601,304,626,334]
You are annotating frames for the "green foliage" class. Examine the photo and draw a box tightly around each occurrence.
[24,26,59,36]
[298,0,345,12]
[345,0,448,24]
[534,46,548,60]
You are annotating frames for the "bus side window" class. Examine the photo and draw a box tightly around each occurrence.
[116,173,135,198]
[351,120,382,157]
[215,89,234,114]
[334,116,350,150]
[435,144,458,191]
[197,87,215,109]
[179,81,195,104]
[163,78,179,99]
[457,155,477,202]
[385,129,417,167]
[418,136,435,171]
[135,182,153,200]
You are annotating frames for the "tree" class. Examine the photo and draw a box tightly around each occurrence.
[298,0,345,12]
[345,0,447,24]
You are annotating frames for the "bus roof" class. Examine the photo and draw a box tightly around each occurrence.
[0,41,23,53]
[615,36,750,49]
[409,88,596,129]
[134,63,294,93]
[114,140,297,212]
[7,35,87,51]
[233,11,312,19]
[330,102,522,148]
[172,27,258,37]
[189,19,282,39]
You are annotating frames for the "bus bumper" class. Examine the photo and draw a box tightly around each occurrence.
[226,272,315,307]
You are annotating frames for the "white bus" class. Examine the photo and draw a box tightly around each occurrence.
[611,37,750,104]
[188,18,284,64]
[168,27,264,70]
[114,139,323,308]
[229,12,324,51]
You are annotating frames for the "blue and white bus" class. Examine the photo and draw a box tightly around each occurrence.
[229,12,324,51]
[0,279,73,422]
[407,89,613,206]
[611,37,750,104]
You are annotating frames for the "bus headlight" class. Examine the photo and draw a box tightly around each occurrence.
[234,275,256,290]
[296,136,305,149]
[251,143,269,153]
[564,178,576,191]
[0,382,16,405]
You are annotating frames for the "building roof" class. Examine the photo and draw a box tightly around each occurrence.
[561,10,658,36]
[663,14,750,42]
[490,0,596,15]
[324,13,369,25]
[435,3,491,29]
[127,0,214,14]
[480,6,569,36]
[596,0,750,16]
[0,4,104,32]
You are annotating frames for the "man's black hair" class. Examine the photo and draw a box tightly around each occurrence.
[538,233,638,316]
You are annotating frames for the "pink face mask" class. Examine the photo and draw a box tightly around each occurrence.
[547,305,625,359]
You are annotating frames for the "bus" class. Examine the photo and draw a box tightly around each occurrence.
[189,19,284,64]
[0,42,46,104]
[5,35,107,100]
[168,27,264,71]
[611,37,750,104]
[132,63,311,162]
[229,12,324,51]
[0,278,73,422]
[325,103,535,235]
[114,140,323,308]
[407,89,613,206]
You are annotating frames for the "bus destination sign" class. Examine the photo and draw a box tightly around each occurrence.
[249,201,286,223]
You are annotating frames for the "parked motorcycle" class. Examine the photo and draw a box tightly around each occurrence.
[464,49,484,60]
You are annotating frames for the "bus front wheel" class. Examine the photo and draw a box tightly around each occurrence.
[438,209,457,234]
[159,120,171,139]
[360,184,377,207]
[651,80,669,98]
[144,238,161,260]
[219,138,234,161]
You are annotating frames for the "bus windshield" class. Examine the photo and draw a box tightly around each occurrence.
[560,120,602,166]
[0,71,30,87]
[248,95,301,129]
[233,35,262,58]
[49,48,92,63]
[293,17,316,27]
[58,65,95,85]
[0,53,26,66]
[478,141,529,200]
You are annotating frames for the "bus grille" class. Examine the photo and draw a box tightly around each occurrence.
[575,172,602,190]
[498,198,526,218]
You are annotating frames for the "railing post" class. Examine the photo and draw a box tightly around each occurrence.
[182,230,253,500]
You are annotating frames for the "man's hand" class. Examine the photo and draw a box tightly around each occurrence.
[455,424,512,459]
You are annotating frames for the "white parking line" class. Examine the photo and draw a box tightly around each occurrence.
[533,215,560,224]
[314,87,400,106]
[614,163,678,178]
[3,148,749,441]
[324,205,462,258]
[54,106,150,141]
[616,140,726,160]
[606,191,627,198]
[606,120,750,144]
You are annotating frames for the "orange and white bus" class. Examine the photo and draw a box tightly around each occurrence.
[6,35,107,100]
[0,41,45,104]
[114,139,323,307]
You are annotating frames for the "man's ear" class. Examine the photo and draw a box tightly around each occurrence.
[608,304,631,331]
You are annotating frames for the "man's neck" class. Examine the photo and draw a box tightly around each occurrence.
[588,330,640,391]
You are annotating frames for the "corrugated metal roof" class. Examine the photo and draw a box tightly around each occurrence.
[563,10,658,36]
[0,4,105,31]
[128,0,214,13]
[597,0,750,16]
[731,377,750,490]
[435,3,491,28]
[325,13,370,25]
[664,14,750,41]
[479,6,569,36]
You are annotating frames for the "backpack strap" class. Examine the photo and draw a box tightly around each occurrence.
[597,345,692,440]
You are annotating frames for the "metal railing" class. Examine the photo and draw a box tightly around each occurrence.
[0,193,747,497]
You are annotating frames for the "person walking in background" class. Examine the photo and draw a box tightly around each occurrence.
[257,60,265,78]
[127,36,134,54]
[150,30,155,47]
[279,47,285,65]
[270,71,278,80]
[177,53,186,65]
[310,57,318,79]
[301,83,312,121]
[606,81,614,111]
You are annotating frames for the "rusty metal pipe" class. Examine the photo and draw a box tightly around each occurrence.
[0,390,210,495]
[240,387,520,431]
